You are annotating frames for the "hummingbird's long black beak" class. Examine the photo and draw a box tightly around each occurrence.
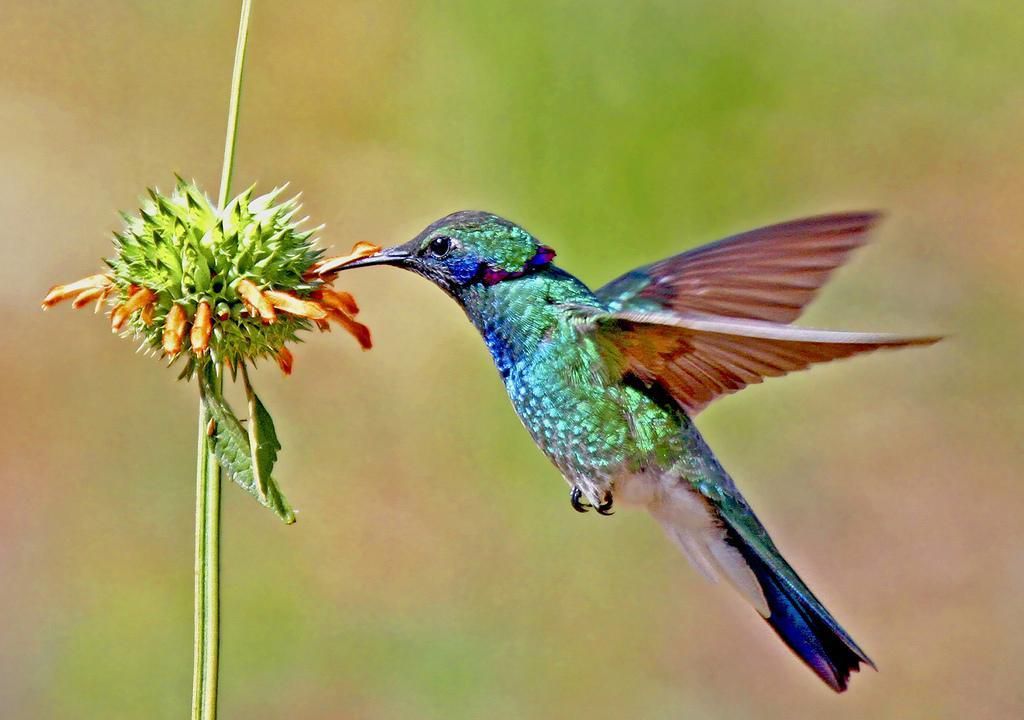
[328,246,412,273]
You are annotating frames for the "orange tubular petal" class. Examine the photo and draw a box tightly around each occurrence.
[95,286,112,313]
[42,274,112,309]
[110,287,155,332]
[235,279,276,323]
[94,287,111,314]
[335,290,359,316]
[264,290,328,320]
[141,302,155,326]
[327,308,372,350]
[191,301,212,355]
[314,318,331,332]
[313,287,359,316]
[110,304,125,331]
[71,287,106,309]
[162,304,188,356]
[128,288,155,311]
[310,241,382,277]
[276,347,293,375]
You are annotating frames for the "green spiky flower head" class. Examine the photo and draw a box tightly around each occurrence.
[44,177,374,378]
[43,177,379,522]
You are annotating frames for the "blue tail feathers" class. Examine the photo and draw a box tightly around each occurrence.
[725,525,876,692]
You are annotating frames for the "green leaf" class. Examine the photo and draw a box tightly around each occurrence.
[243,367,281,503]
[199,365,295,523]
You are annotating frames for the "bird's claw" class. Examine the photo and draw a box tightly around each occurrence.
[570,486,614,516]
[570,486,590,513]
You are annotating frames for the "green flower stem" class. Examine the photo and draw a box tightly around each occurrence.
[193,1,253,718]
[193,366,223,720]
[218,0,252,210]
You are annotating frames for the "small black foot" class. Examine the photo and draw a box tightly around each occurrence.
[570,486,614,516]
[570,486,590,513]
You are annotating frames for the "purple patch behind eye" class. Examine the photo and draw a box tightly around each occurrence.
[530,245,557,266]
[478,244,557,286]
[482,267,509,285]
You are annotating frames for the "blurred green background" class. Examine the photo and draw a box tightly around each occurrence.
[2,1,1022,718]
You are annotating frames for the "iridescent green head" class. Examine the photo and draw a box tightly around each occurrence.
[338,211,556,299]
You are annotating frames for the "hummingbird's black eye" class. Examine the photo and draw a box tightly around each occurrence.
[427,235,452,257]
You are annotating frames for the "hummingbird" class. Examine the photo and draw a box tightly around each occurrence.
[335,210,939,692]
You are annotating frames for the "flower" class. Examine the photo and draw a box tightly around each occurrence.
[42,178,378,377]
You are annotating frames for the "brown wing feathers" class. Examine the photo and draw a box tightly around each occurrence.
[602,312,939,414]
[597,212,881,323]
[582,213,939,413]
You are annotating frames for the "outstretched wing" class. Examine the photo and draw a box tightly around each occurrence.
[596,212,881,323]
[570,307,939,415]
